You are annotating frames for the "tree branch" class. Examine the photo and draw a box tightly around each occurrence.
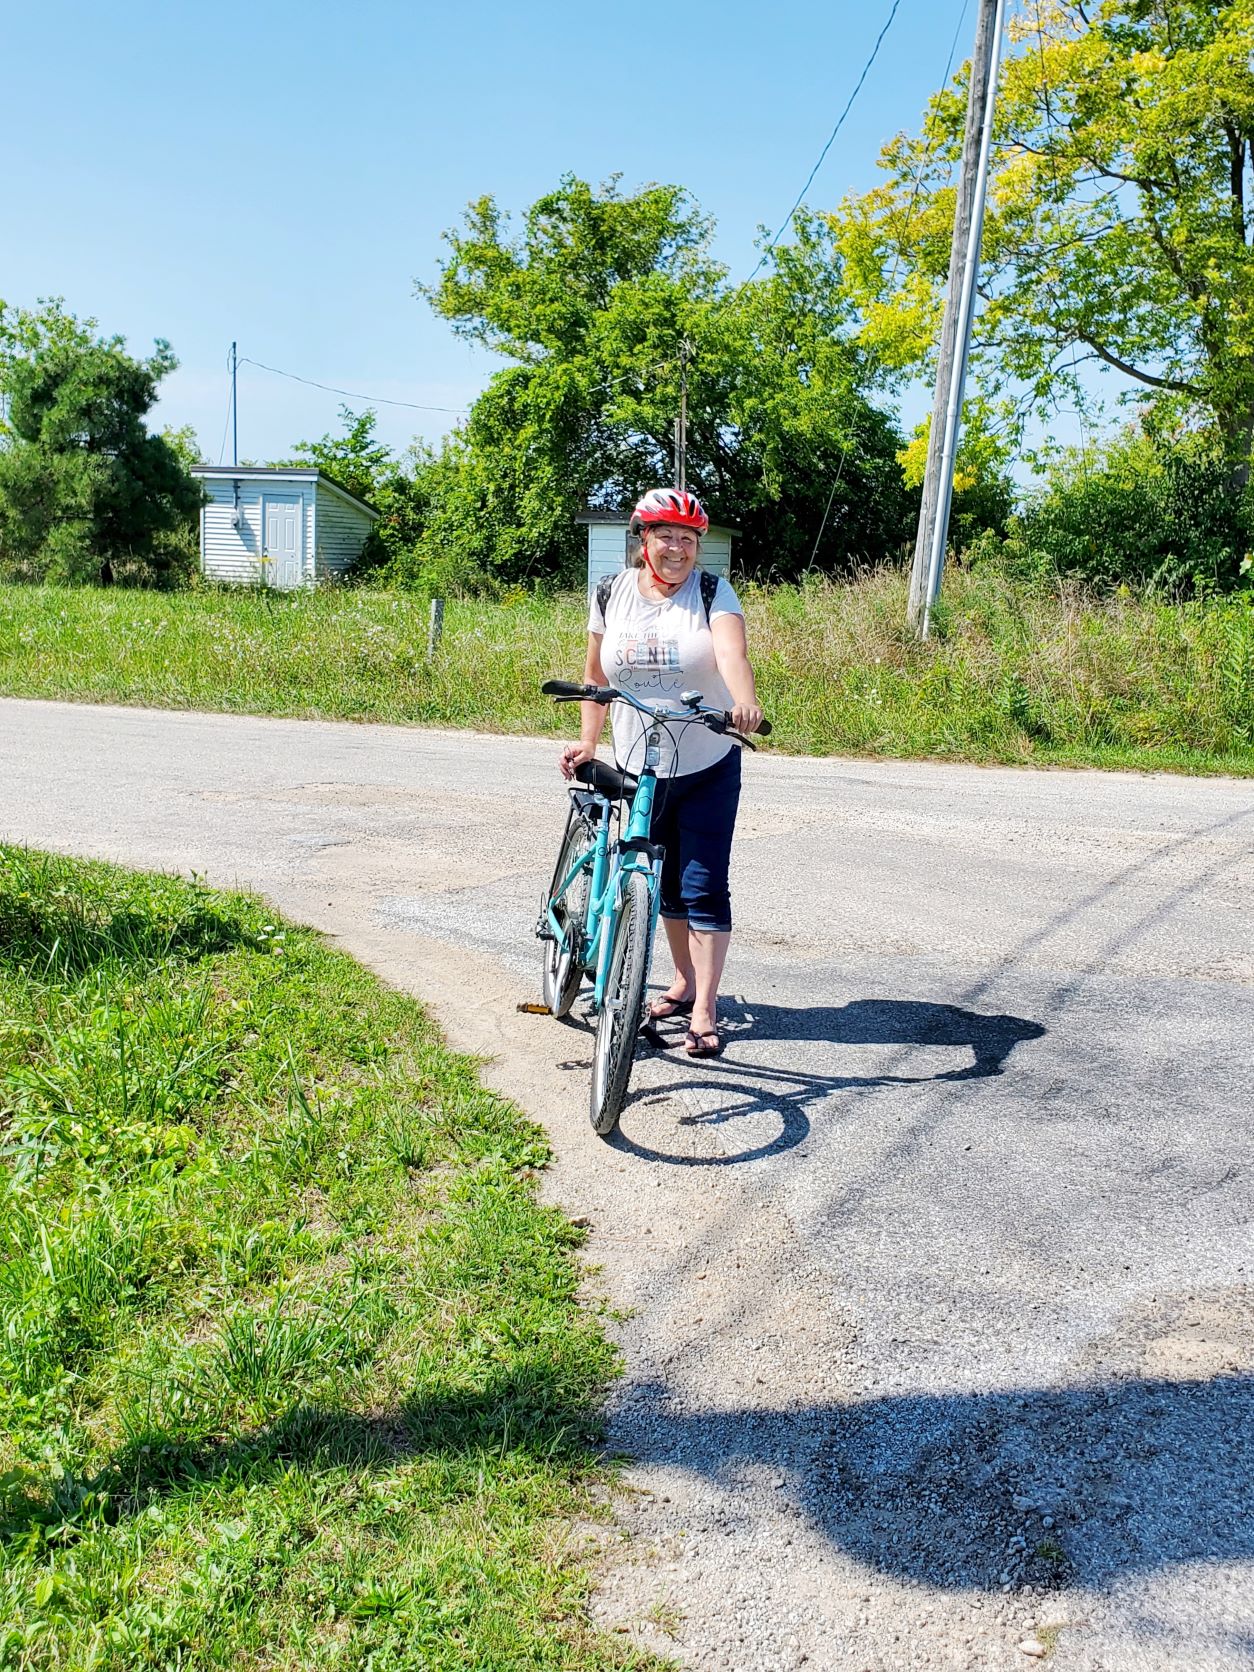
[1225,120,1247,245]
[1075,332,1200,395]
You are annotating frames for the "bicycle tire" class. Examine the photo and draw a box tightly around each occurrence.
[542,806,595,1018]
[590,868,652,1137]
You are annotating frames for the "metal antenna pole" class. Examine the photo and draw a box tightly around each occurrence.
[908,0,1005,633]
[676,339,691,490]
[230,341,238,467]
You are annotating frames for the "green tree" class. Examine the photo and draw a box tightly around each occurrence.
[287,405,393,505]
[280,406,439,576]
[414,176,911,589]
[833,0,1254,481]
[1001,420,1254,594]
[0,299,203,584]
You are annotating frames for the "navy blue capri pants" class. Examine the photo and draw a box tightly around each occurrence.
[652,747,742,934]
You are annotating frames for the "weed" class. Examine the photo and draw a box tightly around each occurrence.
[644,1596,685,1639]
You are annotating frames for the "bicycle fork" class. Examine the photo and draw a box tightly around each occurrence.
[593,724,665,1014]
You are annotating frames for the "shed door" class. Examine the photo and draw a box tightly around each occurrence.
[262,496,303,588]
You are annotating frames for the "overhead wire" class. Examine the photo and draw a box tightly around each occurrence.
[238,356,467,415]
[741,0,957,560]
[1031,0,1091,472]
[801,0,974,566]
[889,0,972,288]
[746,0,904,284]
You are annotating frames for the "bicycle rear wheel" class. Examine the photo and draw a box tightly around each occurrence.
[541,804,595,1018]
[590,868,652,1137]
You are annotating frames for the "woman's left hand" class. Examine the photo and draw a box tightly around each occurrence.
[730,701,765,737]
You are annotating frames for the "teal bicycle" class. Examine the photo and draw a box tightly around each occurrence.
[536,680,769,1137]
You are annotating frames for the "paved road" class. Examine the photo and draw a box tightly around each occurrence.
[3,697,1252,1671]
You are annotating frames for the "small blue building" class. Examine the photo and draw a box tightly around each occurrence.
[576,511,738,596]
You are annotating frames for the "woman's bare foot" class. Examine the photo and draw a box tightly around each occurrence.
[648,985,695,1020]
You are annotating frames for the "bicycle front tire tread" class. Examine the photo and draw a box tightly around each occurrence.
[590,868,651,1136]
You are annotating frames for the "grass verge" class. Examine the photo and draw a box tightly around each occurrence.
[0,570,1251,773]
[0,847,646,1670]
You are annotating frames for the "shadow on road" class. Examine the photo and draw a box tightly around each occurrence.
[607,997,1046,1167]
[616,1371,1254,1591]
[54,1369,1252,1603]
[731,998,1046,1079]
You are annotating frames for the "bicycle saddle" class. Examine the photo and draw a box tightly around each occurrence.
[575,759,639,800]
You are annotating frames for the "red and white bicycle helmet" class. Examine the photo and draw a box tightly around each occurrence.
[629,487,709,538]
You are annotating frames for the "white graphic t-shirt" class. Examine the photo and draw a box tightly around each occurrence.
[587,567,745,778]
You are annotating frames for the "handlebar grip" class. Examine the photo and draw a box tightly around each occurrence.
[715,712,772,737]
[541,679,621,704]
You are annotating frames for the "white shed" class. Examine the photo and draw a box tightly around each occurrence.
[576,511,738,596]
[191,466,378,589]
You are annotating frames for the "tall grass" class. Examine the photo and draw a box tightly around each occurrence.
[1,571,1251,772]
[0,848,641,1670]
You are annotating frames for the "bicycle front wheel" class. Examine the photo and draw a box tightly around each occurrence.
[590,868,652,1137]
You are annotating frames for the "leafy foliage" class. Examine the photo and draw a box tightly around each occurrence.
[833,1,1254,478]
[278,406,439,579]
[994,422,1254,595]
[287,405,393,506]
[407,176,913,589]
[0,299,203,586]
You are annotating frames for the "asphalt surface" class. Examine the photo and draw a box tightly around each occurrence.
[3,696,1252,1671]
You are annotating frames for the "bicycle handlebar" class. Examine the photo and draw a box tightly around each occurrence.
[540,679,771,740]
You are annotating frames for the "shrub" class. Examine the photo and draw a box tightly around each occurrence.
[999,427,1254,597]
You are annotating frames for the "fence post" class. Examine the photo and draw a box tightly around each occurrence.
[427,597,445,659]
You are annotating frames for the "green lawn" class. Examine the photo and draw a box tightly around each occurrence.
[0,848,653,1671]
[1,572,1252,773]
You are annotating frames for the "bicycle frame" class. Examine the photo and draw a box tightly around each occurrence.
[541,684,760,1017]
[545,719,665,1011]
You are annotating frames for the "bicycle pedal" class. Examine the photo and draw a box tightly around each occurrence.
[516,1002,552,1015]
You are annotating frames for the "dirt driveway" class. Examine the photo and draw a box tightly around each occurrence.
[3,697,1252,1671]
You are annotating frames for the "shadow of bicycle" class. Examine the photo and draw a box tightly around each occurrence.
[607,996,1046,1166]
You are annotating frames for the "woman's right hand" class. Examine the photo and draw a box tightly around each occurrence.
[559,741,597,780]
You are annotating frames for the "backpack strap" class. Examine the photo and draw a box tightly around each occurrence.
[598,567,718,624]
[595,573,614,625]
[700,568,719,624]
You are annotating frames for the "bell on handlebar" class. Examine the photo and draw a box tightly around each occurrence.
[680,690,703,710]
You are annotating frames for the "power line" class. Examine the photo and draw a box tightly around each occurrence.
[807,444,850,567]
[890,0,972,287]
[1031,0,1092,473]
[747,0,904,283]
[238,356,467,415]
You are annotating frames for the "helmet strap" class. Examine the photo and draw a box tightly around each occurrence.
[642,548,683,591]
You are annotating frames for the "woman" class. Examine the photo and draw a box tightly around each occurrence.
[559,488,763,1058]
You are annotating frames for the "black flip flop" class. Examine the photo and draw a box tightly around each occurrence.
[649,995,695,1021]
[684,1028,722,1059]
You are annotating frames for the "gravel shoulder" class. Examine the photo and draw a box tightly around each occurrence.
[2,697,1252,1672]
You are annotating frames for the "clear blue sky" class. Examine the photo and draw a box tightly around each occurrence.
[5,0,980,463]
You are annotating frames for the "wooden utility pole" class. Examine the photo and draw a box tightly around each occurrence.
[908,0,1006,633]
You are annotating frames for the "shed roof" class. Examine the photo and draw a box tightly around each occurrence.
[191,465,378,518]
[575,510,741,536]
